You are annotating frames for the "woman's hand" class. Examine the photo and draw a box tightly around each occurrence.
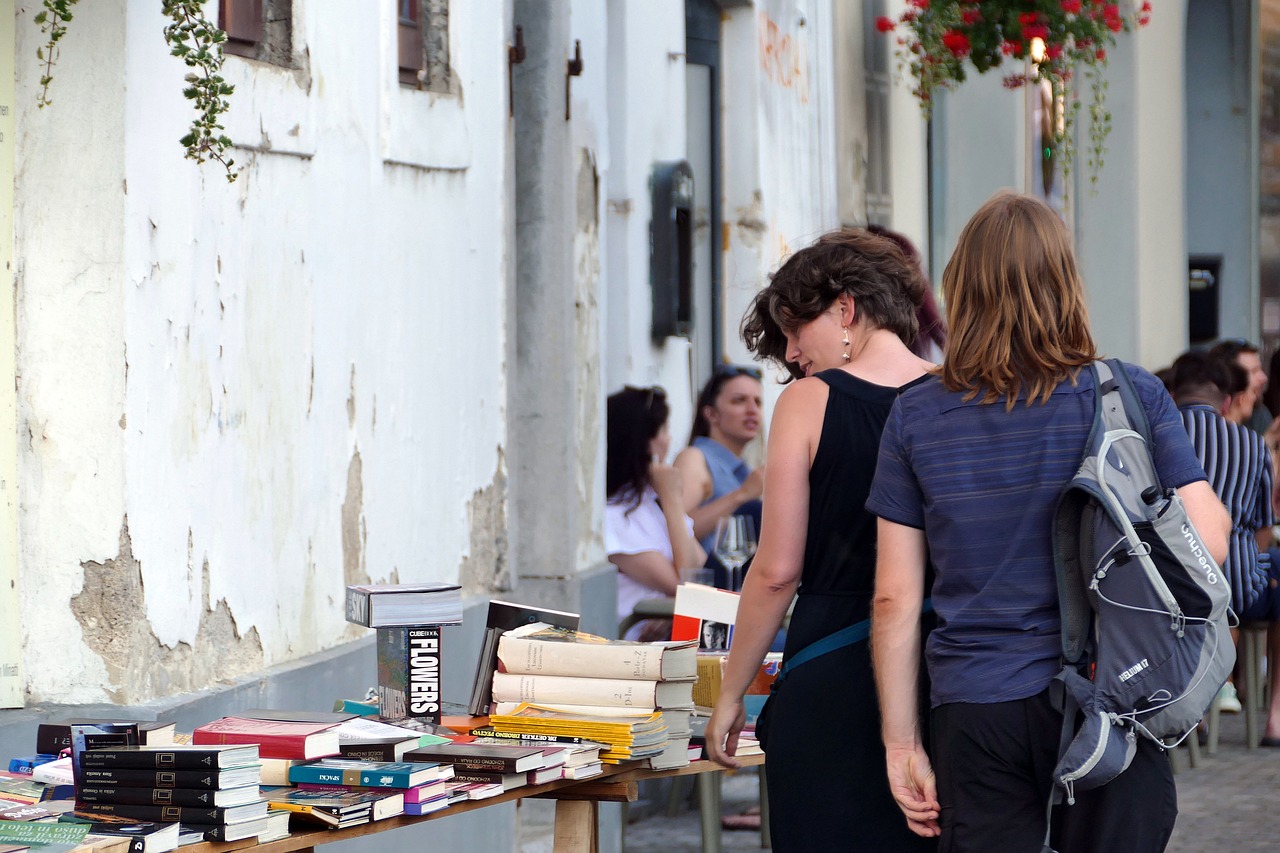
[650,461,684,507]
[737,466,765,502]
[704,694,747,769]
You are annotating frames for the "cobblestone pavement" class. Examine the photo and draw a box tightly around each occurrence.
[519,711,1280,852]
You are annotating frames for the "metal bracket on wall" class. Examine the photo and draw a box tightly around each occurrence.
[566,40,584,121]
[508,26,526,118]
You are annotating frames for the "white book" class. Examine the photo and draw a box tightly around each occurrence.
[498,624,697,681]
[491,672,695,709]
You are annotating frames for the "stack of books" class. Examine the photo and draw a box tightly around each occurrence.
[345,582,464,724]
[484,623,698,768]
[274,758,454,823]
[401,741,565,798]
[71,743,268,844]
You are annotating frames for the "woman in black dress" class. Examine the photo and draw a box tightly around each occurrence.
[705,228,937,852]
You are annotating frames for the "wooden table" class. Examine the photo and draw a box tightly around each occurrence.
[181,754,765,853]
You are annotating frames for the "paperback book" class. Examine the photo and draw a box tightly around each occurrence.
[490,672,695,709]
[497,624,697,681]
[344,582,463,628]
[377,625,443,722]
[288,758,450,789]
[403,742,547,774]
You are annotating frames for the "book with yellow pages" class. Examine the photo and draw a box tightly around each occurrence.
[486,704,668,762]
[497,624,697,681]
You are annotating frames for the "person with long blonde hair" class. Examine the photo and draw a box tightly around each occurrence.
[868,191,1231,852]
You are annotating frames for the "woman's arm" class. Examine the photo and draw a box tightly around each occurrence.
[650,462,706,571]
[611,551,681,597]
[705,381,823,768]
[871,519,940,837]
[675,447,766,541]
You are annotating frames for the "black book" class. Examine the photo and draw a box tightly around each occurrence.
[197,815,269,842]
[37,720,175,755]
[76,783,262,808]
[77,765,261,790]
[77,744,260,770]
[58,813,182,853]
[404,741,546,773]
[467,600,579,715]
[72,798,269,826]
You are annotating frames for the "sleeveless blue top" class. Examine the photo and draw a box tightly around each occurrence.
[692,436,763,558]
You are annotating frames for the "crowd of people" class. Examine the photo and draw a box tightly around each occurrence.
[601,189,1275,852]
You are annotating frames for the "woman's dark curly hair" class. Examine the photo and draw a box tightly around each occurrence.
[607,385,670,511]
[741,228,927,380]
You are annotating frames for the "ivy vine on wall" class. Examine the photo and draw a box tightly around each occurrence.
[35,0,238,182]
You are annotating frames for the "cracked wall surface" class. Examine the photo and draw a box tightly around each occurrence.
[71,519,264,706]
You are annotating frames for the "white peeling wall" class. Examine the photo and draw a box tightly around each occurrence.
[16,0,511,703]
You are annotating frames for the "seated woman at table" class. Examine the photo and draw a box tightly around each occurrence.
[674,366,765,589]
[606,386,705,640]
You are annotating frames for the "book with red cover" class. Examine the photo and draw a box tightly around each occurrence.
[191,717,339,760]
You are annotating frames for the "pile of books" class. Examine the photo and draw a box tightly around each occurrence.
[345,582,463,723]
[402,736,603,797]
[71,743,268,844]
[264,757,454,825]
[481,623,698,768]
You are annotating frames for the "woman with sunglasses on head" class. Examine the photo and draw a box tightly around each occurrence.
[606,386,706,641]
[705,228,938,852]
[674,366,766,588]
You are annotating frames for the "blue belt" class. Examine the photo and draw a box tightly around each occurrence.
[775,598,934,686]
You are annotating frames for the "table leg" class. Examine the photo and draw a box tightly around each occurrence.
[554,799,600,853]
[697,772,721,853]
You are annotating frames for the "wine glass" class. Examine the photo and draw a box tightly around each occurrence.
[714,515,758,592]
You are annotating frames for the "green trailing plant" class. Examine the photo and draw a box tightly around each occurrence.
[878,0,1151,190]
[35,0,238,182]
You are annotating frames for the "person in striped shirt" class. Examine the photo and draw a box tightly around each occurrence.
[1172,350,1280,742]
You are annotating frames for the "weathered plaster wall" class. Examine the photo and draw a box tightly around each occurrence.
[15,1,512,703]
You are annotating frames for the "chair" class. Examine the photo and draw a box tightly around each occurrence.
[1239,622,1270,749]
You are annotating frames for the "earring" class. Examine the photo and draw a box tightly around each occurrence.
[841,327,851,362]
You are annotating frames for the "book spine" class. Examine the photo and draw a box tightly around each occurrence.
[338,743,400,762]
[376,625,442,723]
[469,728,588,745]
[287,765,362,786]
[77,768,227,789]
[74,786,231,807]
[266,801,339,825]
[76,751,226,771]
[344,588,373,627]
[497,636,666,680]
[491,672,658,707]
[426,756,519,772]
[72,801,227,825]
[355,769,414,788]
[191,730,303,760]
[449,769,511,784]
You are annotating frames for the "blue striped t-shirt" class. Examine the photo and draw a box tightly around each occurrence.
[1178,404,1274,613]
[866,365,1207,707]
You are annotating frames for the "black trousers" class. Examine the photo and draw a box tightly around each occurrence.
[931,689,1177,853]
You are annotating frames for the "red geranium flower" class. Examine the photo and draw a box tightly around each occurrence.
[942,29,971,56]
[876,16,896,32]
[1061,0,1083,12]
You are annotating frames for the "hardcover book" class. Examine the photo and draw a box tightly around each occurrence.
[287,759,449,789]
[76,765,261,791]
[467,600,580,716]
[490,672,695,709]
[402,797,451,817]
[75,783,261,808]
[670,583,740,646]
[192,716,339,760]
[194,815,268,843]
[57,813,181,853]
[446,768,527,791]
[71,799,269,826]
[497,624,697,680]
[76,745,260,771]
[344,582,463,628]
[376,625,443,722]
[403,742,547,774]
[37,721,175,756]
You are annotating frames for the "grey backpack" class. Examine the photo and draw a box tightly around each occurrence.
[1050,360,1234,803]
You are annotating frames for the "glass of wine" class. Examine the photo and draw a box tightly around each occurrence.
[714,515,758,592]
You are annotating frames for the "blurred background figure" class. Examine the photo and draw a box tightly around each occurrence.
[675,366,765,589]
[867,224,947,362]
[605,386,705,641]
[1210,338,1271,434]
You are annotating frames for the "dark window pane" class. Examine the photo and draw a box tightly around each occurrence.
[221,0,264,46]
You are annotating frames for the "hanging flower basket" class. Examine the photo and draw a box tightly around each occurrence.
[878,0,1151,186]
